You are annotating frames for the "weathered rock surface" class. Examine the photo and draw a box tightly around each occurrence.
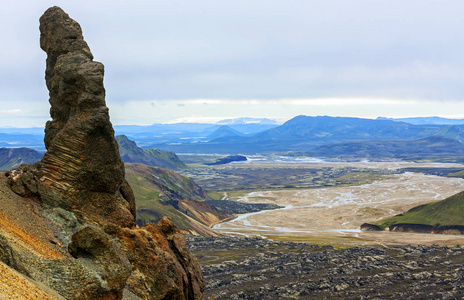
[0,6,204,299]
[111,218,204,299]
[0,261,63,300]
[38,6,135,228]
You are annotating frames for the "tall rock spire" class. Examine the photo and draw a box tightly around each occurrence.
[36,6,136,227]
[3,7,204,299]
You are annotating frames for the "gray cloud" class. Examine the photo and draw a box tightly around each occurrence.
[1,0,464,123]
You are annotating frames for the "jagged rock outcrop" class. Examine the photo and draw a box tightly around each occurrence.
[109,218,204,299]
[0,6,204,299]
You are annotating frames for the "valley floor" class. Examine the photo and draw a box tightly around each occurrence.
[213,162,464,246]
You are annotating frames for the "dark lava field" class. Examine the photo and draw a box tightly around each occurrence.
[187,236,464,299]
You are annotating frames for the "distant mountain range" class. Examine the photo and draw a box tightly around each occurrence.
[0,132,45,150]
[114,119,279,147]
[152,115,464,154]
[0,118,279,150]
[4,116,464,155]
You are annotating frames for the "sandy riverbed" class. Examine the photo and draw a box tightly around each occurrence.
[214,170,464,246]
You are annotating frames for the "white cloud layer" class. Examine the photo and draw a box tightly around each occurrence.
[1,1,464,126]
[107,98,464,125]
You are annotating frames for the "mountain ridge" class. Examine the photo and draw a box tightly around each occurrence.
[152,115,464,153]
[0,147,43,171]
[116,134,186,170]
[378,116,464,125]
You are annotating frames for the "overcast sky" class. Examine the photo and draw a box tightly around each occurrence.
[1,0,464,127]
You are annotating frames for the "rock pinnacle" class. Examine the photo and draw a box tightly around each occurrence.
[34,6,135,227]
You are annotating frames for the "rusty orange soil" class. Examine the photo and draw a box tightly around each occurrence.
[0,215,65,260]
[0,174,67,259]
[0,262,58,300]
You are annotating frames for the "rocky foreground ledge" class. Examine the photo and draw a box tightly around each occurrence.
[187,235,464,299]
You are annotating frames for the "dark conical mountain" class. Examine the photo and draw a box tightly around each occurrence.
[207,125,245,140]
[253,115,427,142]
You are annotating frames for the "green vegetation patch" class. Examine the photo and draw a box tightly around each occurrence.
[125,174,161,206]
[375,191,464,229]
[137,206,194,232]
[206,191,223,200]
[124,164,213,232]
[447,169,464,178]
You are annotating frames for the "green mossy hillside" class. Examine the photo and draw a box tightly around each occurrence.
[375,191,464,229]
[125,163,231,235]
[116,135,186,170]
[0,148,43,171]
